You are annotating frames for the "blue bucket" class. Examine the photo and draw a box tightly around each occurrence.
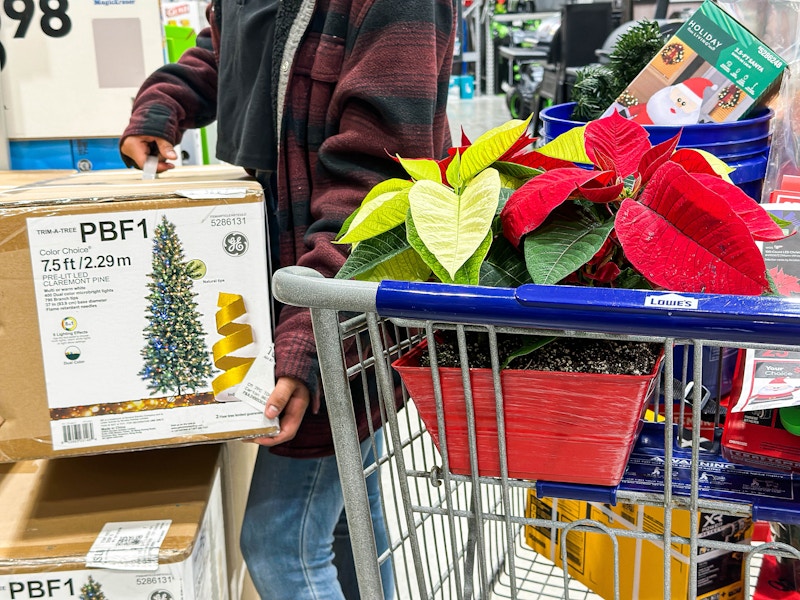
[539,102,772,200]
[539,102,770,401]
[540,102,772,148]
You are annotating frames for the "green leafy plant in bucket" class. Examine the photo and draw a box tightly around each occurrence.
[336,110,786,296]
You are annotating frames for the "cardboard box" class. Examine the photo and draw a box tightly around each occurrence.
[0,444,227,599]
[525,491,751,600]
[0,170,77,191]
[606,0,786,125]
[0,166,277,462]
[0,2,165,140]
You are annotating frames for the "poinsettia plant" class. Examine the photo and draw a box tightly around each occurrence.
[335,110,786,296]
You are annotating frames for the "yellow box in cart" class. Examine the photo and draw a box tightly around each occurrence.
[0,166,276,462]
[524,491,751,600]
[0,444,227,599]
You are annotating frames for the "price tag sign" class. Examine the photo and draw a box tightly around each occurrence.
[0,1,165,139]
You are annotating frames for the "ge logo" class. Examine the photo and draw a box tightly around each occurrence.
[223,232,249,257]
[150,591,173,600]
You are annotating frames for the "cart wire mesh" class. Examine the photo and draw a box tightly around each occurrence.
[272,266,800,600]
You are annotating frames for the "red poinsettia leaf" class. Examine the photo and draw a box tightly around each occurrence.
[692,173,786,242]
[461,127,471,147]
[638,132,681,185]
[508,150,575,171]
[500,130,537,162]
[770,266,800,296]
[589,145,617,174]
[501,168,598,246]
[577,171,624,203]
[615,161,769,295]
[669,148,719,176]
[584,110,651,178]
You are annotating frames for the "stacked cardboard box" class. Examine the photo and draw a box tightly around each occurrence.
[0,445,226,598]
[0,166,270,599]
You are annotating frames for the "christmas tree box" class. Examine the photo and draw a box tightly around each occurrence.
[0,444,228,599]
[0,170,76,191]
[605,0,786,125]
[0,167,278,462]
[525,491,751,600]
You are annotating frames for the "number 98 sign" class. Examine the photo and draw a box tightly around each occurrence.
[0,0,71,69]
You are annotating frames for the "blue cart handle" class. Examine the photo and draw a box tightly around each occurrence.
[376,280,800,346]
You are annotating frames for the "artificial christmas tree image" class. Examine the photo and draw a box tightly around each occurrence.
[140,215,213,396]
[80,576,107,600]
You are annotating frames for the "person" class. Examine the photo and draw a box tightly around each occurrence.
[119,1,457,598]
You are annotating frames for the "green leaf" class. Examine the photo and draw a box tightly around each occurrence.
[453,230,493,285]
[336,178,412,239]
[409,168,501,279]
[357,247,432,282]
[479,235,532,287]
[523,214,615,285]
[497,188,514,215]
[337,188,410,244]
[397,156,442,183]
[490,188,514,237]
[615,268,653,290]
[770,213,793,229]
[493,160,542,181]
[500,336,557,369]
[764,269,782,297]
[336,226,413,280]
[537,126,591,165]
[460,118,531,181]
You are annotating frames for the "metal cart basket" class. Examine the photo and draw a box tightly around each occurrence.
[272,266,800,600]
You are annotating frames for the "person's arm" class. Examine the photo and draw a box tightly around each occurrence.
[266,0,457,432]
[120,6,220,170]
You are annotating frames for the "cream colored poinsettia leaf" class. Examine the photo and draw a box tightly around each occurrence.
[460,117,531,182]
[409,168,501,279]
[537,125,591,164]
[397,156,442,183]
[337,189,410,244]
[694,149,735,183]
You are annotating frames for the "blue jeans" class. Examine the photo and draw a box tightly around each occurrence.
[240,437,394,600]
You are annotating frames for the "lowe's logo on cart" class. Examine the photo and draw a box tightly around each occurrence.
[644,293,699,310]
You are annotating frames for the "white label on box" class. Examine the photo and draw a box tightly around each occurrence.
[235,345,276,411]
[26,203,275,450]
[86,520,172,571]
[178,187,249,199]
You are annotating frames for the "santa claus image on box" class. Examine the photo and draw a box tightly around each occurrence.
[623,77,717,125]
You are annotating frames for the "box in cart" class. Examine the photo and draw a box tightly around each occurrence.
[722,408,800,472]
[0,444,227,599]
[524,491,751,600]
[0,166,277,463]
[605,0,786,125]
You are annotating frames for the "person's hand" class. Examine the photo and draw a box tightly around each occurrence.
[120,135,177,173]
[253,376,311,446]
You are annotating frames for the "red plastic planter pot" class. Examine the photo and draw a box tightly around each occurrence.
[393,340,664,486]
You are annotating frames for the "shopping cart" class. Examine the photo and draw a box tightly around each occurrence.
[272,266,800,600]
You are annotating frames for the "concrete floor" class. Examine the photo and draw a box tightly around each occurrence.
[447,92,515,145]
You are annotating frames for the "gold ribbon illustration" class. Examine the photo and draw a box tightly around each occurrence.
[212,292,255,398]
